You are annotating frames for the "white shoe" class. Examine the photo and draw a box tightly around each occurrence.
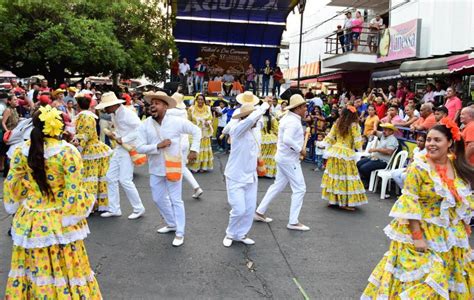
[254,213,273,223]
[223,236,233,247]
[287,223,310,231]
[238,237,255,245]
[157,226,177,234]
[128,209,145,220]
[101,211,122,218]
[172,236,184,247]
[192,188,203,199]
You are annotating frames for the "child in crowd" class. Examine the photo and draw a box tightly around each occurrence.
[314,133,326,171]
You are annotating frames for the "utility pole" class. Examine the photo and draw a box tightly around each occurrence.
[296,0,306,90]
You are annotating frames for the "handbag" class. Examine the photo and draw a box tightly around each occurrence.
[279,78,285,84]
[154,122,182,181]
[251,131,267,177]
[3,130,11,143]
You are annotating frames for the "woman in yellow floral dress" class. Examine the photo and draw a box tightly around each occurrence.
[4,105,101,299]
[188,93,213,172]
[362,119,474,299]
[321,106,367,210]
[73,96,112,211]
[261,108,278,178]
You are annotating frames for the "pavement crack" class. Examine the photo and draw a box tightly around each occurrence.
[215,154,226,182]
[242,245,273,299]
[93,255,107,275]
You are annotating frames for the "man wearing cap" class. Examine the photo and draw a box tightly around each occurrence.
[135,91,201,247]
[95,92,146,220]
[357,123,399,186]
[64,87,78,106]
[223,95,270,247]
[255,94,310,231]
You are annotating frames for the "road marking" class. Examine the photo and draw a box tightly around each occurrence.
[293,277,310,300]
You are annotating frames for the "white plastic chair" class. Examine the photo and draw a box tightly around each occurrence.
[368,147,398,193]
[355,136,378,162]
[374,150,409,199]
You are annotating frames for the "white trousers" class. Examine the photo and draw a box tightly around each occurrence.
[183,167,199,189]
[256,162,306,225]
[150,175,185,237]
[225,178,258,240]
[106,148,144,214]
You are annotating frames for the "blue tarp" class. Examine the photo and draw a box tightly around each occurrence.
[173,0,297,68]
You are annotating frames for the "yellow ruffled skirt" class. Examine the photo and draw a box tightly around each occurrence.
[261,133,277,178]
[188,137,213,172]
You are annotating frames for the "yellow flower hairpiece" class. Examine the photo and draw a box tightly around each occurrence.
[38,105,63,137]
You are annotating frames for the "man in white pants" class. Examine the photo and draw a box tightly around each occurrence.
[223,93,269,247]
[136,91,201,247]
[95,92,145,220]
[255,94,310,231]
[166,93,203,199]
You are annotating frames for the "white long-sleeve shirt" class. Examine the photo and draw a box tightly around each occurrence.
[112,105,142,147]
[275,111,304,164]
[135,115,201,176]
[166,108,190,154]
[224,102,269,183]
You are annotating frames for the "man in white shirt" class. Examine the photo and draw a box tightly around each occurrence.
[343,12,353,52]
[368,15,384,53]
[136,91,200,247]
[179,58,191,94]
[95,92,145,220]
[223,95,270,247]
[255,94,310,231]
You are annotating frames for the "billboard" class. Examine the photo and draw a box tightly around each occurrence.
[198,46,251,77]
[377,19,421,63]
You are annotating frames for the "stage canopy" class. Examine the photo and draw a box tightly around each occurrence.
[172,0,298,71]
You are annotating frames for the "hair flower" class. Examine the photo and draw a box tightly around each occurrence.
[347,105,357,113]
[38,105,64,137]
[439,117,461,141]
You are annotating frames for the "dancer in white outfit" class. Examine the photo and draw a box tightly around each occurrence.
[135,91,201,247]
[95,92,145,220]
[166,93,203,199]
[223,93,269,247]
[255,94,310,231]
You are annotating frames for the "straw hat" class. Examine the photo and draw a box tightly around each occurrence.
[380,123,399,132]
[285,94,306,110]
[143,91,176,108]
[68,87,78,93]
[171,92,186,109]
[94,92,125,110]
[236,91,259,106]
[232,104,256,119]
[52,89,66,97]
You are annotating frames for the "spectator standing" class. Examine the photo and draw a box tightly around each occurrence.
[222,70,235,96]
[39,79,52,93]
[368,15,383,53]
[245,64,257,94]
[421,83,435,104]
[194,57,207,94]
[272,67,284,97]
[179,58,191,94]
[336,25,345,53]
[27,82,40,103]
[261,59,273,96]
[351,11,364,52]
[215,100,228,152]
[305,88,315,100]
[170,58,179,82]
[395,81,406,105]
[363,105,379,137]
[343,12,353,52]
[314,133,325,170]
[460,107,474,165]
[433,80,446,106]
[444,87,462,121]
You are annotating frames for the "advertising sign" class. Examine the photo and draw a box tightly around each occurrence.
[377,19,421,63]
[198,46,251,77]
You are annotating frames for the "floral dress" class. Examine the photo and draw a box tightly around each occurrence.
[3,138,101,299]
[75,111,112,211]
[321,122,368,207]
[260,115,278,178]
[188,104,214,172]
[362,154,473,299]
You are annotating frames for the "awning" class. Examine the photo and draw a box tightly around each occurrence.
[371,68,401,81]
[290,78,320,88]
[448,52,474,73]
[317,71,347,82]
[399,57,450,77]
[0,70,16,78]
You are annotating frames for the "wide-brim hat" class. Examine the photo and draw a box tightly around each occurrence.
[143,91,176,108]
[68,87,78,93]
[52,89,66,97]
[95,92,125,110]
[196,57,203,62]
[285,94,306,110]
[232,104,256,119]
[236,91,259,106]
[380,123,399,132]
[172,92,186,109]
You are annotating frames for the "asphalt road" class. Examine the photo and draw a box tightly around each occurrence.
[1,153,464,299]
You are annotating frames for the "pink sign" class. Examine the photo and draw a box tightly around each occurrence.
[377,19,421,63]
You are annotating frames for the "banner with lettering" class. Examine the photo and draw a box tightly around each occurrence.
[377,19,421,63]
[199,46,251,77]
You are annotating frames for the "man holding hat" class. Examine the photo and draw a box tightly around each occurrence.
[223,94,270,247]
[136,91,201,247]
[357,123,399,186]
[95,92,146,220]
[255,94,310,231]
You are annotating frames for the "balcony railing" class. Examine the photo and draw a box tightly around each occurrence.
[325,26,382,55]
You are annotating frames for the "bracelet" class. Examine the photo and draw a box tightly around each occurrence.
[412,230,423,240]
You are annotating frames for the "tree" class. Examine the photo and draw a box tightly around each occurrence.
[0,0,176,86]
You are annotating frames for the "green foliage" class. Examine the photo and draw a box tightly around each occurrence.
[0,0,175,84]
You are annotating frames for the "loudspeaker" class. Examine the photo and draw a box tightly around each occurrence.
[280,88,303,100]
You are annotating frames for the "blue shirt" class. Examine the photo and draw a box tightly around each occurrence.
[223,107,235,123]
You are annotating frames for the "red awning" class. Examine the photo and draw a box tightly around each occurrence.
[290,77,319,88]
[317,71,347,82]
[448,52,474,73]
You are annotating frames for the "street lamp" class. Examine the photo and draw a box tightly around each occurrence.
[296,0,306,90]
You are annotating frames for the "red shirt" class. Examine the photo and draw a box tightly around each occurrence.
[374,102,388,120]
[445,96,462,121]
[462,121,474,165]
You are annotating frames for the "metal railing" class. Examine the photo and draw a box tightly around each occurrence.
[325,26,382,55]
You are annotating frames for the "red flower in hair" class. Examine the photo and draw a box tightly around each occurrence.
[347,105,356,113]
[439,117,461,141]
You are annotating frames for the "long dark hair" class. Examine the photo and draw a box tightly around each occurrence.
[264,108,272,132]
[335,108,358,137]
[28,111,54,196]
[429,124,474,186]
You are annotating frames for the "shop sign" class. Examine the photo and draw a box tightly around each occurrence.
[377,19,421,63]
[199,46,251,77]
